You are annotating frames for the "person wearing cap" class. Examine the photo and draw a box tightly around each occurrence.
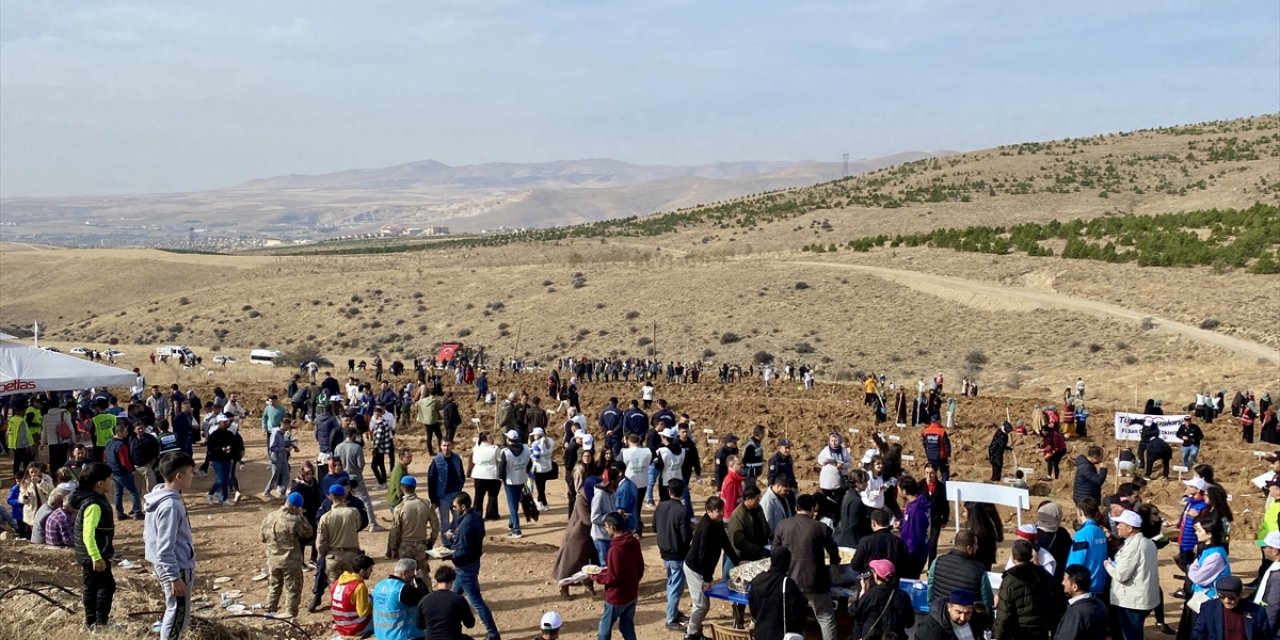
[312,484,364,613]
[741,424,766,481]
[1033,502,1071,581]
[387,476,438,585]
[1104,509,1160,640]
[530,426,557,512]
[766,438,796,488]
[915,588,993,640]
[1178,414,1205,469]
[1191,575,1273,640]
[994,539,1056,640]
[205,413,239,505]
[372,558,429,640]
[1004,523,1058,576]
[427,441,465,531]
[535,610,562,639]
[654,427,686,503]
[260,490,314,619]
[712,433,740,489]
[1255,531,1280,630]
[849,557,914,640]
[498,429,533,539]
[1179,477,1210,570]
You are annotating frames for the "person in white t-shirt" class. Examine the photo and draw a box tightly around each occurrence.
[530,427,557,511]
[470,431,502,520]
[640,383,655,409]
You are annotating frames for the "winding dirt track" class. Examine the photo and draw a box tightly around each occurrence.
[784,259,1279,364]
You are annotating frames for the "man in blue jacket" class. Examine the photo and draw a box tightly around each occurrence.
[1066,498,1109,595]
[427,440,465,531]
[1191,576,1273,640]
[445,492,500,640]
[600,398,623,456]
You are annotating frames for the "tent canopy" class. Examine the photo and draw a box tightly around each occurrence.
[0,340,136,396]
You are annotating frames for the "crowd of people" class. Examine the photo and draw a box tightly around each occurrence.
[0,370,1277,640]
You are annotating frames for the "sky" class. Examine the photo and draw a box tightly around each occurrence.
[1,1,1277,197]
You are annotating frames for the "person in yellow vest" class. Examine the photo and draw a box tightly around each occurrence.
[8,404,41,477]
[91,399,117,463]
[386,476,437,585]
[331,554,375,639]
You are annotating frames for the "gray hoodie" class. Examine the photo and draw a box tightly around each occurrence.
[143,485,195,584]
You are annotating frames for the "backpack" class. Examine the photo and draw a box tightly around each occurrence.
[56,412,73,443]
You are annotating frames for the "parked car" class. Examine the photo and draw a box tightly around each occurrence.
[104,349,125,358]
[70,346,89,355]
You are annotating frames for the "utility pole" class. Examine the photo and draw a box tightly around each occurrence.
[652,321,657,357]
[843,153,850,177]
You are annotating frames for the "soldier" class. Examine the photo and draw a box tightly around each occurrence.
[310,484,363,613]
[387,476,438,585]
[259,492,314,618]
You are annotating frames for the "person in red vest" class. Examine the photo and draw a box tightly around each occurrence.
[921,417,952,481]
[331,554,375,639]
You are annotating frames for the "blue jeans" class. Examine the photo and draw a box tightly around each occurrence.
[598,600,637,640]
[504,484,523,534]
[1182,445,1199,467]
[663,559,686,624]
[453,562,498,637]
[594,539,611,566]
[438,493,457,532]
[646,465,659,505]
[112,474,141,516]
[209,461,231,502]
[1116,606,1148,640]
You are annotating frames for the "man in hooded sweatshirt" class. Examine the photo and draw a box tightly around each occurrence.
[144,452,197,640]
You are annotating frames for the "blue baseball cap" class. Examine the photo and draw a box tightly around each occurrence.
[328,485,347,497]
[287,492,305,507]
[400,476,417,489]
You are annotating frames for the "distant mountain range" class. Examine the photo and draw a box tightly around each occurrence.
[0,153,942,246]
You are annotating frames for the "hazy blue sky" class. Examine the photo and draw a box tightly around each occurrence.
[1,1,1277,197]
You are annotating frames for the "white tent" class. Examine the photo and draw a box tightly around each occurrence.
[0,340,136,396]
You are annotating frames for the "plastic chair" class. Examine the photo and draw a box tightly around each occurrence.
[709,623,752,640]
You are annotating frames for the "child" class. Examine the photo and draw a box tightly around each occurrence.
[1178,477,1208,570]
[144,452,197,639]
[1011,469,1029,489]
[72,462,116,630]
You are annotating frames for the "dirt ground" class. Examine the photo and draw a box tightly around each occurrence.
[1,363,1277,639]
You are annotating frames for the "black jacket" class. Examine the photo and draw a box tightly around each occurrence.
[442,399,462,433]
[1051,594,1108,640]
[1071,456,1107,504]
[834,487,868,548]
[850,528,910,575]
[653,500,692,562]
[130,432,160,468]
[915,597,993,640]
[685,516,739,582]
[767,452,795,486]
[748,565,806,640]
[993,561,1056,640]
[930,549,986,606]
[850,580,915,640]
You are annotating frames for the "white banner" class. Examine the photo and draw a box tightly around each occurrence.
[1113,412,1185,443]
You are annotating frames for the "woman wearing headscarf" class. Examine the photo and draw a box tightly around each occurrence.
[817,433,851,526]
[748,547,807,639]
[552,483,597,599]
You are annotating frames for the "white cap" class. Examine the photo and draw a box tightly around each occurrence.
[1114,510,1142,528]
[216,413,229,422]
[662,427,678,439]
[1264,532,1280,549]
[581,434,595,451]
[505,430,519,441]
[540,611,563,631]
[1183,477,1208,491]
[574,429,586,440]
[532,427,545,436]
[861,448,880,465]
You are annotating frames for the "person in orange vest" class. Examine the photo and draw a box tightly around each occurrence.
[331,554,375,639]
[921,416,952,481]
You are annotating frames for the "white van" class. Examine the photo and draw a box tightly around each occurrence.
[155,345,196,359]
[250,349,283,365]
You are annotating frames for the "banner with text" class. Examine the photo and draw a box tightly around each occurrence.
[1113,412,1186,443]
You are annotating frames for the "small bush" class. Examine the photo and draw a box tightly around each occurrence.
[1199,318,1221,330]
[1006,371,1023,389]
[241,304,253,311]
[1140,317,1156,331]
[1115,341,1129,351]
[794,342,815,354]
[753,350,775,365]
[351,295,362,303]
[457,328,472,338]
[1122,354,1139,365]
[1088,343,1103,353]
[542,280,554,287]
[965,351,989,366]
[178,297,190,306]
[720,332,742,345]
[108,337,119,345]
[625,310,641,320]
[794,281,810,290]
[637,337,653,346]
[702,348,716,359]
[247,310,261,318]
